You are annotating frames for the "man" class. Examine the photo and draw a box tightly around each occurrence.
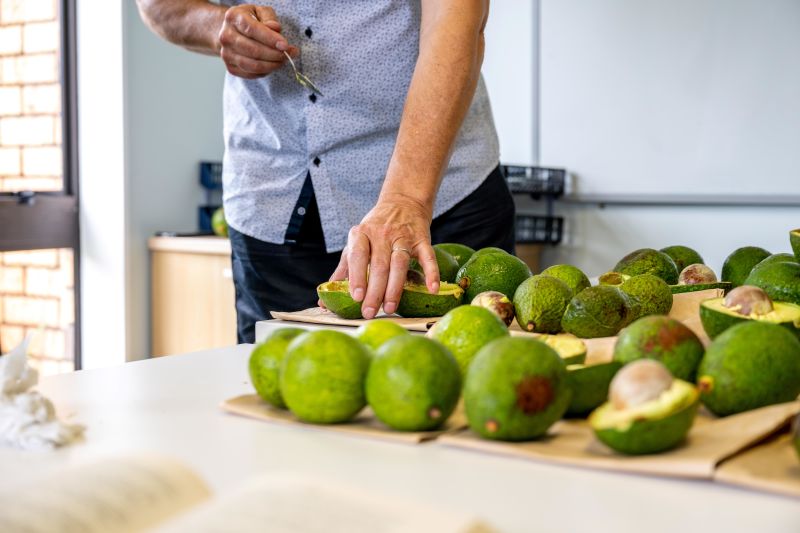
[137,1,515,342]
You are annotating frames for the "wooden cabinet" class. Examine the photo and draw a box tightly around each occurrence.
[150,236,237,356]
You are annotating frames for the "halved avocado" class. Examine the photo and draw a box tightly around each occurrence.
[670,282,731,294]
[538,334,587,365]
[396,282,464,318]
[317,280,363,319]
[565,361,622,417]
[590,380,699,455]
[700,297,800,339]
[791,229,800,263]
[598,271,630,287]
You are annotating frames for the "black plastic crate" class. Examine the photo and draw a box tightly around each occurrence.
[515,214,564,244]
[502,165,566,197]
[200,161,223,190]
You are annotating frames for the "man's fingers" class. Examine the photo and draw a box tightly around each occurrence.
[383,248,411,315]
[221,49,283,76]
[228,7,289,51]
[329,253,349,282]
[347,230,370,303]
[362,243,392,320]
[220,31,286,62]
[415,243,440,294]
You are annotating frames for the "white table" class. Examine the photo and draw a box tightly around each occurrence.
[2,332,797,533]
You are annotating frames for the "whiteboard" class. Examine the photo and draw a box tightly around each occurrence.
[539,0,800,199]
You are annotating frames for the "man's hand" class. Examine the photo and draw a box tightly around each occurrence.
[329,195,440,319]
[136,1,298,76]
[218,5,298,79]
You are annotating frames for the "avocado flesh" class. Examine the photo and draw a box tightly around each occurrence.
[699,297,800,339]
[670,282,731,294]
[538,334,588,365]
[565,362,622,417]
[317,281,363,319]
[396,282,464,318]
[590,380,699,455]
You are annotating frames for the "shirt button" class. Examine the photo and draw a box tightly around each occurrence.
[313,157,321,166]
[297,207,306,216]
[309,93,317,103]
[305,27,313,38]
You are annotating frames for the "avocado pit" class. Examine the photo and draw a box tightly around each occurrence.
[723,285,774,316]
[609,359,673,410]
[678,264,717,285]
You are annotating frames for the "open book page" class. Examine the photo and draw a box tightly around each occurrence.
[152,475,494,533]
[0,454,211,533]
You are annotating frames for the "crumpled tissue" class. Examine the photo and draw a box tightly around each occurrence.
[0,336,84,450]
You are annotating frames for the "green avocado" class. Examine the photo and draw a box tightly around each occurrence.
[248,327,306,409]
[669,282,731,294]
[598,271,630,287]
[365,336,461,431]
[464,337,571,441]
[396,282,464,318]
[791,230,800,262]
[280,330,371,424]
[354,320,409,351]
[590,379,699,455]
[540,265,591,296]
[410,247,460,283]
[751,253,797,273]
[317,280,363,319]
[456,252,532,301]
[565,361,622,417]
[614,248,680,285]
[743,261,800,305]
[513,274,573,333]
[696,321,800,416]
[561,286,639,339]
[472,246,509,258]
[699,297,800,340]
[428,305,510,375]
[211,207,228,237]
[613,316,705,381]
[619,274,673,317]
[434,243,476,269]
[721,246,771,288]
[660,245,704,273]
[538,334,588,365]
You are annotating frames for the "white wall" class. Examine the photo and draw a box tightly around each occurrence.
[123,3,225,360]
[483,1,799,277]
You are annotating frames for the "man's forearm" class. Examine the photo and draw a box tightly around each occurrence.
[136,0,226,55]
[379,0,490,216]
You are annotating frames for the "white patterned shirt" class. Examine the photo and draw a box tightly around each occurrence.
[221,0,500,252]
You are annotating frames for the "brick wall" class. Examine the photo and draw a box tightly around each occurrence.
[0,0,62,193]
[0,1,73,376]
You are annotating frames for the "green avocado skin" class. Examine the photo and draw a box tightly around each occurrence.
[614,248,680,285]
[248,328,306,409]
[366,336,461,431]
[434,243,476,269]
[593,401,699,455]
[317,288,363,319]
[721,246,771,288]
[565,362,622,417]
[791,230,800,263]
[411,248,460,283]
[464,337,571,441]
[280,330,371,424]
[561,286,637,338]
[744,261,800,306]
[395,286,463,318]
[513,275,573,333]
[620,274,673,317]
[660,245,704,273]
[456,252,532,301]
[669,282,732,294]
[697,321,800,417]
[613,316,705,382]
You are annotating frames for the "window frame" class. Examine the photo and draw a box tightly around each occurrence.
[0,0,81,368]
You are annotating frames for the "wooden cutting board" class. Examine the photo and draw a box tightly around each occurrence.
[715,433,800,499]
[221,394,468,445]
[436,401,800,480]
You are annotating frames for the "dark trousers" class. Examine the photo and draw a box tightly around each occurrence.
[229,165,516,343]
